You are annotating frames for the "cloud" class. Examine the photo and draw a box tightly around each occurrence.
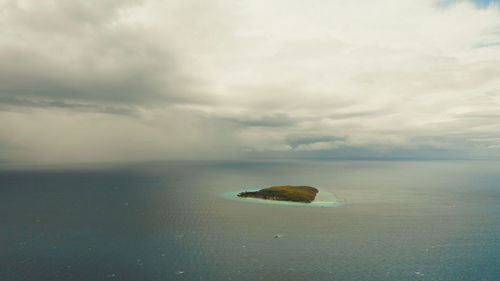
[286,136,346,149]
[1,0,500,164]
[230,113,296,127]
[0,0,211,110]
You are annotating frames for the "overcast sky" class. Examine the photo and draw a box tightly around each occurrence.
[1,0,500,164]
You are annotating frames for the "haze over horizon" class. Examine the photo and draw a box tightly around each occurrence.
[1,0,500,164]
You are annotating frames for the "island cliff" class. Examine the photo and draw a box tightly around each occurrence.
[237,186,319,203]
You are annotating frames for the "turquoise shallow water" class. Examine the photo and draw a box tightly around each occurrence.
[0,160,499,280]
[220,189,343,207]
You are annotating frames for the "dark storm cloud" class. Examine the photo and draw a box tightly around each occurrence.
[285,136,347,149]
[243,145,474,161]
[0,0,209,114]
[0,95,138,116]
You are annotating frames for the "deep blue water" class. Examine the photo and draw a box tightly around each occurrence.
[0,160,499,280]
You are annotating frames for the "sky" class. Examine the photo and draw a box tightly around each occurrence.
[1,0,500,164]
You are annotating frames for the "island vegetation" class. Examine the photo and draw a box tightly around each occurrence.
[237,186,319,203]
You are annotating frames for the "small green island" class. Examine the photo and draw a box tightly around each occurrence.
[237,186,319,203]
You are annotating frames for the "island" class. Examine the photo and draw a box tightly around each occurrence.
[237,186,319,203]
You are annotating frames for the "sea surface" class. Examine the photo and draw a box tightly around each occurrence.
[0,160,499,280]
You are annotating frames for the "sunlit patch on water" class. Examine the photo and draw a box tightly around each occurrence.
[219,189,343,207]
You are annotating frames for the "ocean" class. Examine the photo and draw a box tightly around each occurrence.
[0,160,498,280]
